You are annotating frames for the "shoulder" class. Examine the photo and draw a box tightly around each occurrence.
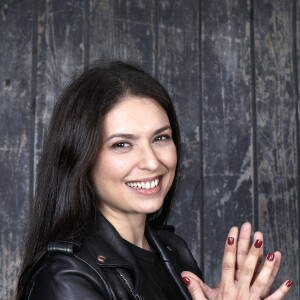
[26,242,109,300]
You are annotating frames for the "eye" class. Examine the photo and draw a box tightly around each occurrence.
[112,142,131,148]
[154,134,171,142]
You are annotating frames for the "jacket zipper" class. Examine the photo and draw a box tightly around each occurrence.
[118,272,142,300]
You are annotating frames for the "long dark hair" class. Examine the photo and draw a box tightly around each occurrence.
[17,60,181,298]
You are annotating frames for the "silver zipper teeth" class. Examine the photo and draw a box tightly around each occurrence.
[119,273,142,300]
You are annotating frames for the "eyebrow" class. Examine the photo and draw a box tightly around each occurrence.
[106,125,172,142]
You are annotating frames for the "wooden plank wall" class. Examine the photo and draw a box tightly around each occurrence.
[1,1,32,298]
[1,0,299,299]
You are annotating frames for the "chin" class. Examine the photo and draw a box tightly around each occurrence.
[138,201,164,215]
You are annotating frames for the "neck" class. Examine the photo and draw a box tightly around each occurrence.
[98,206,150,250]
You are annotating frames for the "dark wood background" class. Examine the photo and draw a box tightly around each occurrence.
[1,0,299,299]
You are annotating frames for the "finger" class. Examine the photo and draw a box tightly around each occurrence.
[181,272,207,300]
[238,237,263,287]
[260,251,281,298]
[220,226,239,284]
[182,271,217,300]
[251,231,264,283]
[237,222,251,266]
[236,222,251,280]
[265,280,293,300]
[250,252,276,295]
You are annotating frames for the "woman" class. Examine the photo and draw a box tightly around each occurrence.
[17,61,292,299]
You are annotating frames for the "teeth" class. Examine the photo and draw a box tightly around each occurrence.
[126,177,160,189]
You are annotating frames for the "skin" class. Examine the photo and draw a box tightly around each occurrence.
[92,96,177,250]
[181,223,292,299]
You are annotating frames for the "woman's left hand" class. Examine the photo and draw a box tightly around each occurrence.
[181,223,292,299]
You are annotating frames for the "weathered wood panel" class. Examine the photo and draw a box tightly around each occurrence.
[34,0,85,158]
[0,1,33,299]
[156,0,202,264]
[296,0,300,295]
[254,0,299,298]
[202,0,253,286]
[89,0,155,71]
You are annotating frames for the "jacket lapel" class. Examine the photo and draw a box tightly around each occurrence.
[85,212,141,293]
[85,211,192,300]
[145,224,193,300]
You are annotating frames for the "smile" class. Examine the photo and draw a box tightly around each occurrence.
[126,176,160,190]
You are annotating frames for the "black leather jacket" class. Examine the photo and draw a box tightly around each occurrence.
[26,212,203,299]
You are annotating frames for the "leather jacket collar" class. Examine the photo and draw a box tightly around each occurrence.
[43,211,202,299]
[81,211,194,299]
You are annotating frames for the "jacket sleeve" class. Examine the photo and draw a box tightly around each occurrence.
[27,254,108,300]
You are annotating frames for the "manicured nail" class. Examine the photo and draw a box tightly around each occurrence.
[267,253,274,261]
[254,239,263,248]
[182,276,190,286]
[286,280,293,288]
[227,237,234,245]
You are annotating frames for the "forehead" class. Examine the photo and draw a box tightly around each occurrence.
[102,96,170,135]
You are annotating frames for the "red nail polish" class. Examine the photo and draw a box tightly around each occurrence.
[182,277,190,286]
[267,253,274,261]
[227,237,234,245]
[254,239,263,248]
[286,280,293,287]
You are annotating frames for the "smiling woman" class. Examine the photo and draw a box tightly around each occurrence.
[94,97,177,217]
[92,97,177,250]
[16,61,292,300]
[16,61,196,300]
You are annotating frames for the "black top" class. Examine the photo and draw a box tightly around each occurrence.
[124,239,183,300]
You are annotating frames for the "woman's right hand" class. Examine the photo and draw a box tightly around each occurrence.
[181,224,293,299]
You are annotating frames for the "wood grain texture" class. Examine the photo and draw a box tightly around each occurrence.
[155,0,202,265]
[202,0,253,286]
[34,0,85,159]
[0,2,32,298]
[254,0,299,298]
[89,0,155,72]
[296,0,300,295]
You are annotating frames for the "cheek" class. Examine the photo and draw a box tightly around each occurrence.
[94,153,133,183]
[162,145,177,170]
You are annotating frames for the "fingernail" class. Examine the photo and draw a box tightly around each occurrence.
[267,253,274,261]
[227,237,234,245]
[286,280,293,288]
[254,239,263,248]
[182,276,190,286]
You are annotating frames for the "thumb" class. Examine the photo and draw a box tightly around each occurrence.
[181,272,207,300]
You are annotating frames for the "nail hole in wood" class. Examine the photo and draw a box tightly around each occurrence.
[3,4,8,16]
[4,78,10,87]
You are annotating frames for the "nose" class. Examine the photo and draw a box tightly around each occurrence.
[138,144,160,171]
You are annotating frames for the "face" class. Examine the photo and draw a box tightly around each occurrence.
[92,96,177,220]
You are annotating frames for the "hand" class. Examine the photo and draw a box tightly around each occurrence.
[181,224,293,299]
